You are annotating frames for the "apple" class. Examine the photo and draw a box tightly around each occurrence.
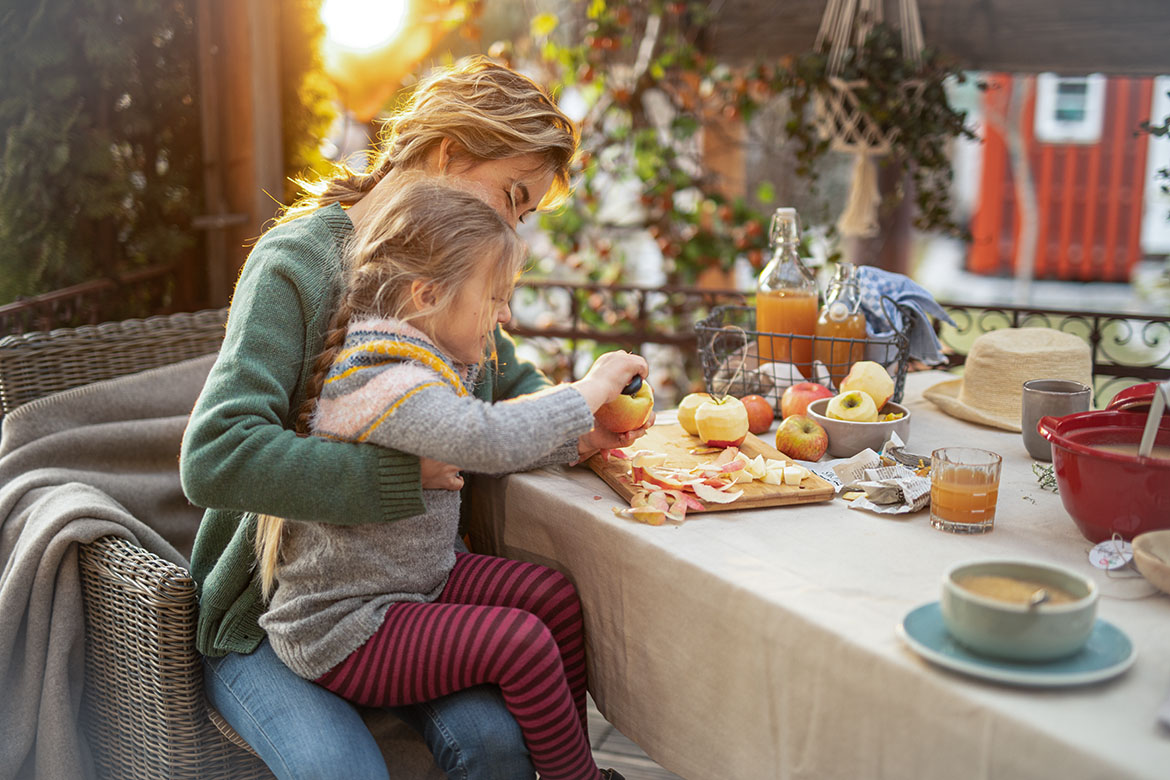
[825,390,879,423]
[740,394,774,435]
[694,395,750,448]
[773,414,829,461]
[596,378,655,433]
[780,382,834,419]
[839,361,894,410]
[677,392,715,436]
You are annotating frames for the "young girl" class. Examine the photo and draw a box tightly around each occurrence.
[255,175,639,780]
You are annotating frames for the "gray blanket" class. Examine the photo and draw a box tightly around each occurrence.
[0,355,215,780]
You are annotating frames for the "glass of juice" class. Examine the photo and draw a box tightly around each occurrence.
[930,447,1003,534]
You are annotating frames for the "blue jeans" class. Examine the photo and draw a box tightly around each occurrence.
[203,638,534,780]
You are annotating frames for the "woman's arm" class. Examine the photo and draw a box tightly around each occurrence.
[180,229,424,524]
[488,326,552,400]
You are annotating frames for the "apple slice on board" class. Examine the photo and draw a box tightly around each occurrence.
[588,423,835,521]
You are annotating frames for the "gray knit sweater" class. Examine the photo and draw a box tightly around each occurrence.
[260,317,594,680]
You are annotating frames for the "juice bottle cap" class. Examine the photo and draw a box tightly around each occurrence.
[769,207,801,246]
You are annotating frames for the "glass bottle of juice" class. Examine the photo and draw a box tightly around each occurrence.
[755,208,818,379]
[814,262,868,388]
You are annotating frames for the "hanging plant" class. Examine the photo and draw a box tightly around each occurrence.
[771,6,979,238]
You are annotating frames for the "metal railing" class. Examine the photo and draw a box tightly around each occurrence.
[2,272,1167,401]
[936,300,1170,403]
[0,264,179,336]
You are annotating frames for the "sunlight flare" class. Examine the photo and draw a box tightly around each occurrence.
[322,0,409,51]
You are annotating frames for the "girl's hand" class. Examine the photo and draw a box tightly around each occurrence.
[575,412,656,462]
[571,350,649,412]
[420,457,465,491]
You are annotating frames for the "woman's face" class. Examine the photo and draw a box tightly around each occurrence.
[445,152,556,229]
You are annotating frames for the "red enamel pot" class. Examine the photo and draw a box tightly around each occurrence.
[1105,382,1159,413]
[1038,409,1170,543]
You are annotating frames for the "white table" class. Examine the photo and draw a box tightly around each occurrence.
[467,371,1170,780]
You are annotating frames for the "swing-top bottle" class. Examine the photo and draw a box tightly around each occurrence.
[814,261,867,388]
[755,207,818,379]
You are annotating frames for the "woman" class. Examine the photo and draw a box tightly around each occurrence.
[180,57,648,779]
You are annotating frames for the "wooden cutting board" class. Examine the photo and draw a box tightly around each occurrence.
[586,423,836,512]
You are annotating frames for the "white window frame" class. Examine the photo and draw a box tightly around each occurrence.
[1034,73,1106,144]
[1141,75,1170,254]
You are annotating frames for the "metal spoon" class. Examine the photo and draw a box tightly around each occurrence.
[1137,380,1170,459]
[1028,589,1051,609]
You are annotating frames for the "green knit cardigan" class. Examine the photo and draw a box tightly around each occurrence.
[180,203,549,657]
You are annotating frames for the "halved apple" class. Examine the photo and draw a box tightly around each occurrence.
[677,392,715,435]
[839,361,894,410]
[824,390,879,423]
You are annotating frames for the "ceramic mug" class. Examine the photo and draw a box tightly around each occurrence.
[1022,379,1092,461]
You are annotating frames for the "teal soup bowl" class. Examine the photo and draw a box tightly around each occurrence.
[940,559,1098,661]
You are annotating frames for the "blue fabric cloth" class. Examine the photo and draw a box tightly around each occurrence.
[856,266,956,365]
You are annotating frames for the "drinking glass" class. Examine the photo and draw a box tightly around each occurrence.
[930,447,1003,534]
[1021,379,1092,461]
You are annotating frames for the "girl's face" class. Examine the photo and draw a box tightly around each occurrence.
[430,258,513,365]
[446,152,555,228]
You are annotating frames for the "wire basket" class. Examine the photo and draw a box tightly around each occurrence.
[695,302,913,414]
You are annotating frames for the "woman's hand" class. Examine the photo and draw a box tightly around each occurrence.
[420,457,464,490]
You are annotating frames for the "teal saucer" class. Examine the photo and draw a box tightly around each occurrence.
[897,602,1136,687]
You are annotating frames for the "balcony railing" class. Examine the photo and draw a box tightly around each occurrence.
[936,301,1170,403]
[0,263,185,336]
[2,272,1166,404]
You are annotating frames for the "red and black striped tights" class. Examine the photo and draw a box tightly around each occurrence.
[316,552,600,780]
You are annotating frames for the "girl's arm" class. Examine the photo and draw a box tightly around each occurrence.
[180,237,424,524]
[364,385,593,474]
[360,351,647,474]
[489,326,653,456]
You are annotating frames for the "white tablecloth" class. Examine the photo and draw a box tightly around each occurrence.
[468,371,1170,780]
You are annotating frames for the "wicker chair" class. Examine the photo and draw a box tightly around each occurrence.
[0,309,274,780]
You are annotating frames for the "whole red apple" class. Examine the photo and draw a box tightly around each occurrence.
[596,379,654,432]
[780,382,833,419]
[773,414,829,461]
[739,394,774,435]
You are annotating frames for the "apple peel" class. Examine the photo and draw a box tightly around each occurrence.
[613,505,667,526]
[692,481,744,503]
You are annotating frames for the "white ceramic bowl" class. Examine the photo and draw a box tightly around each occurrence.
[940,559,1098,661]
[806,397,911,458]
[1133,530,1170,596]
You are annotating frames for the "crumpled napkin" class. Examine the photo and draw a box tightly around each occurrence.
[857,266,956,365]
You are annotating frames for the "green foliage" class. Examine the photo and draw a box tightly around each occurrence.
[521,0,777,288]
[0,0,202,301]
[1140,94,1170,211]
[768,21,978,236]
[512,1,971,288]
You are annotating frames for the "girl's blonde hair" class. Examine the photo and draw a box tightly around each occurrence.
[255,175,528,599]
[282,56,578,223]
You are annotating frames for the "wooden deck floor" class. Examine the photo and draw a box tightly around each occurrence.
[588,695,683,780]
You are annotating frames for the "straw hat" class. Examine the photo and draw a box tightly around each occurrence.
[924,328,1092,432]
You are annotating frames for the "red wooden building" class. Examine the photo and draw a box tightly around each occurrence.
[968,73,1157,282]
